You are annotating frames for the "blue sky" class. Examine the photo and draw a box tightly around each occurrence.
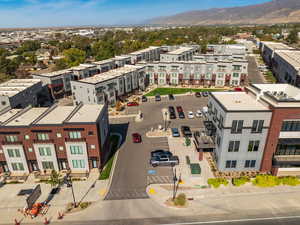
[0,0,271,28]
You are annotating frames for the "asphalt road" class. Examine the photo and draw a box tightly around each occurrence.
[105,95,208,200]
[247,56,265,84]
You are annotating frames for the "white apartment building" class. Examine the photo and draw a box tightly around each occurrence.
[71,65,146,106]
[128,46,161,64]
[142,59,248,87]
[0,79,43,111]
[207,44,247,55]
[160,47,197,62]
[207,91,272,171]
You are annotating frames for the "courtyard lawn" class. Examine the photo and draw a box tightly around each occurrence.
[99,135,120,180]
[145,88,226,96]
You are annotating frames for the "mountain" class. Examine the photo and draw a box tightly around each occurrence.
[148,0,300,25]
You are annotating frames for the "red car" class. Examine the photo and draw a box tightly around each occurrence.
[234,87,243,92]
[127,102,139,107]
[132,133,142,143]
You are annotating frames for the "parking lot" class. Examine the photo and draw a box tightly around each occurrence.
[106,94,208,200]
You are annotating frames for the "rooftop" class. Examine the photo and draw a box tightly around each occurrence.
[93,59,115,65]
[211,92,269,111]
[70,64,96,71]
[130,46,160,55]
[262,41,293,50]
[33,69,71,77]
[76,65,144,84]
[275,50,300,70]
[0,79,41,97]
[166,47,194,55]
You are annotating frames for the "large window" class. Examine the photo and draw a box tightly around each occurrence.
[72,160,85,168]
[69,131,81,139]
[5,135,18,142]
[11,163,24,171]
[7,149,21,158]
[70,146,83,155]
[245,160,256,168]
[281,121,300,132]
[231,120,243,134]
[228,141,240,152]
[276,144,300,155]
[37,133,49,140]
[251,120,264,133]
[233,65,242,71]
[42,161,54,170]
[248,141,260,152]
[225,160,237,168]
[38,147,51,156]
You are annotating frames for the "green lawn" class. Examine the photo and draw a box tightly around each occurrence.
[99,135,120,180]
[264,71,276,83]
[145,88,226,96]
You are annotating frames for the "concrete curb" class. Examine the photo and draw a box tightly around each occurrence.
[103,132,123,199]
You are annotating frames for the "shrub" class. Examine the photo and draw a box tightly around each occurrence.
[207,178,229,188]
[279,176,300,186]
[173,193,186,206]
[252,175,280,187]
[79,202,91,209]
[232,176,250,187]
[185,137,191,146]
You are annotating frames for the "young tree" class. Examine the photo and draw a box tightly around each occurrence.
[47,170,62,187]
[287,30,299,44]
[63,48,86,67]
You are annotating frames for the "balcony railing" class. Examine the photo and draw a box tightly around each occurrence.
[33,139,55,144]
[65,138,86,142]
[1,141,23,145]
[274,155,300,162]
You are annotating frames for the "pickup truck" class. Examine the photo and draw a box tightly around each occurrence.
[150,155,179,167]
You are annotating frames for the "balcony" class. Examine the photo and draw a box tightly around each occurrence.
[1,141,23,145]
[33,139,55,144]
[274,155,300,162]
[65,138,86,142]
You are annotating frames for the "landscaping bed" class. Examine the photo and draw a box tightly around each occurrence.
[145,88,226,96]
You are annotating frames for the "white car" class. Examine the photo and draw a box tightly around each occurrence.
[188,111,194,119]
[195,110,202,118]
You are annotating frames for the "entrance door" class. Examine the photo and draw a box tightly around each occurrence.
[92,159,97,168]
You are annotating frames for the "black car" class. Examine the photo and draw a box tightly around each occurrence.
[181,126,192,137]
[168,94,175,100]
[155,94,161,101]
[195,92,201,97]
[202,92,209,97]
[168,106,176,119]
[142,96,147,102]
[151,150,173,158]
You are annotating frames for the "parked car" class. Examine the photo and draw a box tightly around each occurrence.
[176,106,185,119]
[168,94,175,100]
[168,106,176,119]
[151,150,172,158]
[127,102,139,107]
[150,155,179,167]
[181,126,192,137]
[132,133,142,143]
[188,111,194,119]
[155,94,161,101]
[202,92,209,97]
[195,92,201,97]
[234,87,243,92]
[142,96,147,102]
[171,128,180,137]
[195,110,202,118]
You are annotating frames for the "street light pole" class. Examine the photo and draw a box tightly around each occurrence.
[66,171,77,208]
[164,111,168,131]
[172,167,177,200]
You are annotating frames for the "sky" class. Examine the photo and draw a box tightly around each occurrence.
[0,0,272,28]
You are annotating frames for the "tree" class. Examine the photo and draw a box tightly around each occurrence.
[185,137,191,147]
[47,170,62,187]
[16,40,41,54]
[287,29,299,44]
[63,48,86,67]
[54,58,68,70]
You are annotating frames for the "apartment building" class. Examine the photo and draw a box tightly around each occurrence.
[0,103,109,174]
[71,64,99,80]
[207,44,247,56]
[207,91,272,172]
[207,83,300,176]
[128,46,161,64]
[0,79,43,111]
[143,59,248,87]
[71,65,146,106]
[160,47,197,62]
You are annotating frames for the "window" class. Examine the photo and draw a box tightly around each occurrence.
[28,148,33,152]
[251,120,264,133]
[216,136,221,146]
[231,120,243,134]
[225,160,237,168]
[233,65,242,71]
[245,160,256,168]
[88,131,94,136]
[69,131,81,139]
[7,149,21,158]
[24,135,30,140]
[72,160,85,168]
[248,141,260,152]
[56,133,62,138]
[281,121,300,132]
[228,141,240,152]
[70,146,83,155]
[38,147,51,156]
[11,163,24,171]
[37,133,49,140]
[59,146,64,151]
[5,135,18,142]
[232,73,239,78]
[42,161,54,170]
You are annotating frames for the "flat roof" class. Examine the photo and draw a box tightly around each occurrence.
[275,50,300,69]
[76,65,144,84]
[262,41,293,50]
[71,64,96,71]
[93,59,115,65]
[211,92,269,111]
[166,47,194,55]
[36,106,75,125]
[0,79,41,97]
[0,109,22,123]
[68,105,104,123]
[33,69,71,77]
[6,108,48,126]
[130,46,160,55]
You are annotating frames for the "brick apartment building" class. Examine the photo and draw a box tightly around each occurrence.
[0,103,109,174]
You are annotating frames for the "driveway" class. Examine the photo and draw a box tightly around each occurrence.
[247,56,266,84]
[105,94,208,200]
